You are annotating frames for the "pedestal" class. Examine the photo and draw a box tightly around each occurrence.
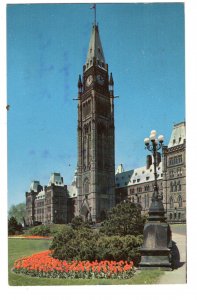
[139,194,172,270]
[139,222,172,270]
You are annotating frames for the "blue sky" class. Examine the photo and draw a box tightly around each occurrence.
[7,3,185,207]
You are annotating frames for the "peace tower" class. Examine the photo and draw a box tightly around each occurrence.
[76,22,116,222]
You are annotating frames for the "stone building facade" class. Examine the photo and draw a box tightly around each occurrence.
[25,173,68,226]
[76,23,116,222]
[163,122,186,222]
[115,122,186,223]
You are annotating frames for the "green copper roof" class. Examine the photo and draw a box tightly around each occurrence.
[48,172,64,186]
[168,122,186,148]
[85,24,106,70]
[29,181,40,192]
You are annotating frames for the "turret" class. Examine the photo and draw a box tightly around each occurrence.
[109,72,114,95]
[78,75,83,94]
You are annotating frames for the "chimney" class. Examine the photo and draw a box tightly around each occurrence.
[146,155,152,169]
[156,152,161,166]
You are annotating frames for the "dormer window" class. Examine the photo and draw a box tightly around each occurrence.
[173,139,176,144]
[179,137,182,143]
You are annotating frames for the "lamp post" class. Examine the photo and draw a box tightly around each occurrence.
[139,130,172,270]
[144,130,164,218]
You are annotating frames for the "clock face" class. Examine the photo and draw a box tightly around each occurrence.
[86,75,93,86]
[97,74,105,85]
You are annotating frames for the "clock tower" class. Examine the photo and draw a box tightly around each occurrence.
[76,23,115,223]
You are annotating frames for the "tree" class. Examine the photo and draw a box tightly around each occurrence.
[100,201,146,236]
[8,203,26,224]
[8,217,23,235]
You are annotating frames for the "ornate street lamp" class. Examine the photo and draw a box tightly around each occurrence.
[139,130,172,270]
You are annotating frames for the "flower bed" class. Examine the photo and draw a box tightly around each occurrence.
[23,235,53,240]
[13,250,135,279]
[9,235,52,240]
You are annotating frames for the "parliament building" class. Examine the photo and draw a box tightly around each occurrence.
[25,18,186,225]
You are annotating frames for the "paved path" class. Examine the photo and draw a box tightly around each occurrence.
[158,229,187,284]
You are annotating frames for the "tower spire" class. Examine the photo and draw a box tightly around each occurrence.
[85,18,107,71]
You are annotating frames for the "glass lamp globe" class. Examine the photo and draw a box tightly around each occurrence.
[158,135,164,143]
[144,137,150,145]
[150,130,156,140]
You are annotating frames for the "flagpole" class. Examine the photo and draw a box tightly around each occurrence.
[90,4,96,25]
[94,4,96,25]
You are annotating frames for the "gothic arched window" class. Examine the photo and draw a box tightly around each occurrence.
[178,180,181,191]
[170,197,174,208]
[170,182,173,192]
[178,195,182,208]
[84,178,89,195]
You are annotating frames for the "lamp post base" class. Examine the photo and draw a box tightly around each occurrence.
[139,222,172,270]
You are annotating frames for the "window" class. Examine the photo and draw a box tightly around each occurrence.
[130,188,135,194]
[84,178,89,194]
[144,194,149,208]
[170,213,172,220]
[174,181,177,192]
[178,195,182,208]
[170,197,174,208]
[169,170,174,178]
[177,167,182,176]
[137,179,140,183]
[146,176,150,181]
[133,180,136,183]
[170,182,173,192]
[178,181,181,191]
[178,155,182,164]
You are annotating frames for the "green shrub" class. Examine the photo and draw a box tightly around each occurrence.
[8,217,23,235]
[95,235,143,264]
[27,225,51,236]
[50,226,97,261]
[26,224,69,237]
[70,216,91,229]
[50,226,143,266]
[100,201,146,236]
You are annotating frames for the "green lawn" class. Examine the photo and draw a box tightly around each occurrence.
[8,238,164,286]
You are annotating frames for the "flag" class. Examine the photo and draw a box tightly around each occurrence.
[90,4,96,9]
